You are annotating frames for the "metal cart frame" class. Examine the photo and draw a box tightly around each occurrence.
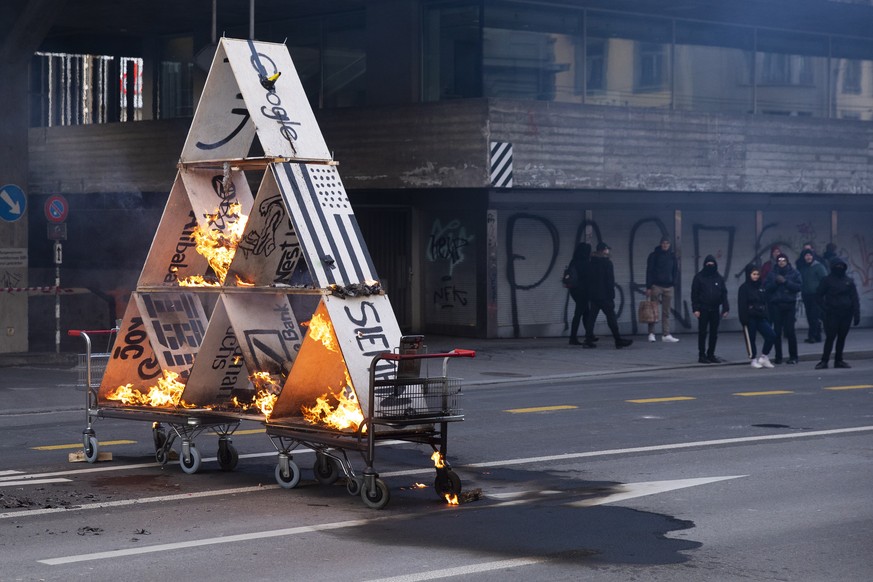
[68,328,245,474]
[265,348,475,509]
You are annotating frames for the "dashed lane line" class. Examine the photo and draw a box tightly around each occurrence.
[626,396,696,403]
[504,405,577,414]
[733,390,794,397]
[824,384,873,391]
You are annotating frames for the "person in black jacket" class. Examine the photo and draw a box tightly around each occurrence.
[691,255,730,364]
[815,258,860,369]
[585,242,633,349]
[645,238,680,343]
[764,253,802,364]
[567,242,594,347]
[737,264,777,369]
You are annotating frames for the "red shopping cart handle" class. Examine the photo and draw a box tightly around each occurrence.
[67,329,118,336]
[378,349,476,361]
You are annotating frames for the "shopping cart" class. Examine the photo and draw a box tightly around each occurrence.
[265,343,475,509]
[68,328,243,473]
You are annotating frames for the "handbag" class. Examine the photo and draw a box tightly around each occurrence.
[637,299,659,323]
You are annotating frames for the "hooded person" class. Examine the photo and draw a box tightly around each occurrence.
[645,237,680,343]
[797,248,827,343]
[759,244,782,280]
[691,254,730,364]
[764,252,802,364]
[567,242,595,346]
[737,264,777,369]
[815,258,860,369]
[584,242,633,349]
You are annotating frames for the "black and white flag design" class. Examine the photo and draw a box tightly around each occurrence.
[490,141,513,188]
[274,162,378,288]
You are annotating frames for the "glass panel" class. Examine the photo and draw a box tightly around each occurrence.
[423,3,482,101]
[585,12,672,108]
[322,13,366,108]
[756,31,829,118]
[831,37,873,120]
[159,61,194,118]
[674,22,753,114]
[284,19,323,109]
[482,3,582,102]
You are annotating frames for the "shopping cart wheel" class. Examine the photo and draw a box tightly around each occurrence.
[217,441,239,472]
[152,424,167,451]
[313,453,340,485]
[155,448,169,465]
[180,446,202,474]
[84,436,99,464]
[346,476,363,496]
[434,469,462,499]
[275,461,301,489]
[361,478,390,509]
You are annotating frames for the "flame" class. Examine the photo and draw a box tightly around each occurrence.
[301,383,364,431]
[302,312,339,353]
[234,275,255,287]
[190,203,248,284]
[431,451,446,469]
[445,494,459,505]
[106,370,195,408]
[178,274,221,287]
[230,371,281,418]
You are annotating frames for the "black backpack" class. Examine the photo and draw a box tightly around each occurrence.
[562,264,579,289]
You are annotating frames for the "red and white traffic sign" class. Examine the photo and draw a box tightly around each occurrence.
[44,195,69,224]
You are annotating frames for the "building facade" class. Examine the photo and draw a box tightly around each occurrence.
[4,0,873,350]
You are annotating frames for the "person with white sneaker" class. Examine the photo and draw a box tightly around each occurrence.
[738,264,777,369]
[646,237,680,343]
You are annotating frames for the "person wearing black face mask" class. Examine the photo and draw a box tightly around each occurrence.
[764,253,802,364]
[691,255,729,364]
[815,258,860,369]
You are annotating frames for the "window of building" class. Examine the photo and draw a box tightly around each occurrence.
[585,12,672,108]
[423,2,483,101]
[672,22,753,114]
[482,2,582,102]
[756,31,828,117]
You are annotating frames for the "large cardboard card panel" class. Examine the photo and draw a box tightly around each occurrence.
[180,41,257,163]
[182,295,250,406]
[274,162,379,287]
[179,166,254,231]
[226,170,311,287]
[324,294,402,418]
[269,299,352,422]
[133,292,208,379]
[180,38,330,163]
[138,174,210,287]
[223,292,304,379]
[98,295,163,403]
[222,38,330,161]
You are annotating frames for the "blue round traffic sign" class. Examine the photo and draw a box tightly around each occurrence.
[45,195,69,224]
[0,184,27,223]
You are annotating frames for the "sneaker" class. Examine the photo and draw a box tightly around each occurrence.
[834,360,852,369]
[786,359,798,365]
[815,361,828,369]
[615,338,633,349]
[758,355,775,369]
[698,355,710,364]
[582,341,596,349]
[662,334,679,343]
[750,358,763,369]
[648,333,656,343]
[707,355,725,364]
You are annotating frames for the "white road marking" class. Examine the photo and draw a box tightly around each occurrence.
[567,475,745,507]
[361,558,546,582]
[0,470,24,476]
[468,425,873,468]
[0,478,71,487]
[0,485,279,520]
[39,517,382,565]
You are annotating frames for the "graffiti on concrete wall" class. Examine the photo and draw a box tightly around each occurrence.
[500,210,871,338]
[425,217,477,323]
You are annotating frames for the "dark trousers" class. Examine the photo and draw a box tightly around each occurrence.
[802,293,822,341]
[821,311,852,363]
[746,317,776,358]
[587,300,621,341]
[569,288,592,341]
[697,310,721,358]
[771,302,798,361]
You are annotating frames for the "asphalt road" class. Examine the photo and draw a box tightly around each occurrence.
[1,363,872,581]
